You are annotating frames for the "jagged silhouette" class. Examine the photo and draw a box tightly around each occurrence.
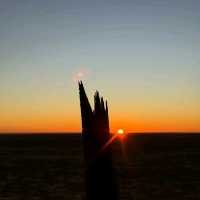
[79,81,119,200]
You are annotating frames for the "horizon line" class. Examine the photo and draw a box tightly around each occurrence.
[0,131,200,135]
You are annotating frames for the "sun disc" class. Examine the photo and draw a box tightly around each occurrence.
[117,129,124,135]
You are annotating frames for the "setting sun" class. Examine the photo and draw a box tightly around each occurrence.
[117,129,124,135]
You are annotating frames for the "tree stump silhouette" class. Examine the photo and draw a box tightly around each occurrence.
[79,81,119,200]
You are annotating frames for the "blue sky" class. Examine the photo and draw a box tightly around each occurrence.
[0,0,200,132]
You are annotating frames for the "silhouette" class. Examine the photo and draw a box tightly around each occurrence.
[79,81,119,200]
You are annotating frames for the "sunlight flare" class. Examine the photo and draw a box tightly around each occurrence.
[117,129,124,135]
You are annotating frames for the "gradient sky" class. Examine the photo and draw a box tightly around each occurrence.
[0,0,200,133]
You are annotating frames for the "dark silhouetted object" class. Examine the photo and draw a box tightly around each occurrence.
[79,81,119,200]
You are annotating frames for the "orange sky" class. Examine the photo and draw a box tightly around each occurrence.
[1,81,200,133]
[1,1,200,133]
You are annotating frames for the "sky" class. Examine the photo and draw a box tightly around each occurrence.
[0,0,200,133]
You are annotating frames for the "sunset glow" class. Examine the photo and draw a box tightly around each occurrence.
[117,129,124,135]
[0,1,200,133]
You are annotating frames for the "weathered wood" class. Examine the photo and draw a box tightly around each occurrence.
[79,81,119,200]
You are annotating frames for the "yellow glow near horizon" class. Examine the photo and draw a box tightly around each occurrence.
[0,78,200,133]
[117,129,124,135]
[0,1,200,134]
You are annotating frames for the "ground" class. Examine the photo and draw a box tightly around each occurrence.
[0,133,200,200]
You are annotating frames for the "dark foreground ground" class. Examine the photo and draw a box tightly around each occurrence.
[0,133,200,200]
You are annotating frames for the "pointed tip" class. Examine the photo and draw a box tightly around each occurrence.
[100,97,105,112]
[78,80,84,89]
[94,91,99,100]
[78,82,81,90]
[101,97,104,106]
[105,100,108,111]
[79,81,86,95]
[95,90,99,97]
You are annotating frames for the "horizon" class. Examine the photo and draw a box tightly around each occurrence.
[1,0,200,133]
[0,131,200,135]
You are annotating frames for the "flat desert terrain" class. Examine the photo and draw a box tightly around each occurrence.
[0,133,200,200]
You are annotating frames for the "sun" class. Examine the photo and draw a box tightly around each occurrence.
[117,129,124,135]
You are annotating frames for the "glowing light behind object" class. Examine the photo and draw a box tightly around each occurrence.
[73,68,90,82]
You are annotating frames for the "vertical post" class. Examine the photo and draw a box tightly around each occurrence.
[79,81,119,200]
